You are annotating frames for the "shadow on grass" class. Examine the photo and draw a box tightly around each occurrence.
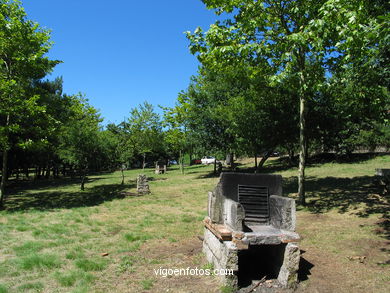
[147,177,167,182]
[7,176,107,193]
[237,152,389,174]
[3,182,135,212]
[284,175,389,239]
[195,171,221,179]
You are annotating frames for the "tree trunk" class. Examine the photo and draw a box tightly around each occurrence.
[0,114,10,209]
[297,47,307,205]
[258,151,272,169]
[229,153,234,170]
[45,165,50,179]
[0,147,8,209]
[254,154,258,171]
[54,166,59,178]
[213,157,217,174]
[80,175,85,190]
[80,166,87,191]
[70,166,75,179]
[179,150,184,174]
[298,96,307,205]
[142,153,146,171]
[121,168,125,185]
[288,147,294,166]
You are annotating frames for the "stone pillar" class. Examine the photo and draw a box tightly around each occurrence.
[203,228,238,287]
[137,174,150,194]
[277,242,300,288]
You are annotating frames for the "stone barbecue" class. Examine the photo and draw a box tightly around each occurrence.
[203,173,300,289]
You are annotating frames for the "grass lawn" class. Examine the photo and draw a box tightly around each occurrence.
[0,155,389,292]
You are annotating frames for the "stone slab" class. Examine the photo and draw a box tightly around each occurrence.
[269,195,296,231]
[243,225,300,245]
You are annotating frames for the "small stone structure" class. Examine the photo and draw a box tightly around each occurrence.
[155,161,167,174]
[136,174,150,194]
[375,168,390,195]
[203,173,300,289]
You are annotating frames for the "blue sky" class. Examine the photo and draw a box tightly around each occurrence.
[23,1,218,124]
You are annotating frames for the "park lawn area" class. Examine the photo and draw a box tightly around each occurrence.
[0,155,389,293]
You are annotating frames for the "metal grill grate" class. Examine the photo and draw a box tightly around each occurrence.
[238,184,269,225]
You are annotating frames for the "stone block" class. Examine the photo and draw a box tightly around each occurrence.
[269,195,296,231]
[223,199,245,231]
[277,242,300,288]
[136,174,150,194]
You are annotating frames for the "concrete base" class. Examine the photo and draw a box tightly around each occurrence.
[203,227,300,289]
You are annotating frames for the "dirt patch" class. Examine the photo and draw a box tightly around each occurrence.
[141,237,221,293]
[145,238,202,257]
[296,212,390,293]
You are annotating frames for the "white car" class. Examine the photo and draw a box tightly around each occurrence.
[201,156,216,165]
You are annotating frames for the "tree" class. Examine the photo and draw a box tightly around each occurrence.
[162,95,192,174]
[106,122,135,184]
[177,73,239,173]
[0,0,59,207]
[58,95,102,190]
[127,102,164,170]
[186,0,388,204]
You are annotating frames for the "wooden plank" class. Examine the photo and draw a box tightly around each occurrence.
[203,217,232,241]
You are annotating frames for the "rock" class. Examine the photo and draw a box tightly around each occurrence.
[137,174,150,194]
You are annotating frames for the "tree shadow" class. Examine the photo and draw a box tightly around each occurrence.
[147,177,167,182]
[6,175,108,193]
[195,171,221,179]
[3,182,136,212]
[283,175,389,239]
[238,152,388,174]
[237,164,296,174]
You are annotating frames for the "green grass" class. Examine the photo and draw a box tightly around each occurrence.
[74,258,107,272]
[13,241,46,256]
[140,279,154,290]
[0,284,8,293]
[65,248,85,260]
[117,256,135,274]
[123,232,151,242]
[17,282,44,292]
[17,254,62,270]
[220,285,235,293]
[0,155,389,292]
[53,270,94,287]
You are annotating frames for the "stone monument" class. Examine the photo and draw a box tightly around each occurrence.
[137,174,150,194]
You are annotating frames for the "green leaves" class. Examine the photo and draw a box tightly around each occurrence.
[183,0,389,170]
[0,0,60,151]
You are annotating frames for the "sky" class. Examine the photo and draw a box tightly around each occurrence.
[22,1,219,124]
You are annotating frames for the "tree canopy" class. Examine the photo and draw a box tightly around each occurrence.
[184,0,389,204]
